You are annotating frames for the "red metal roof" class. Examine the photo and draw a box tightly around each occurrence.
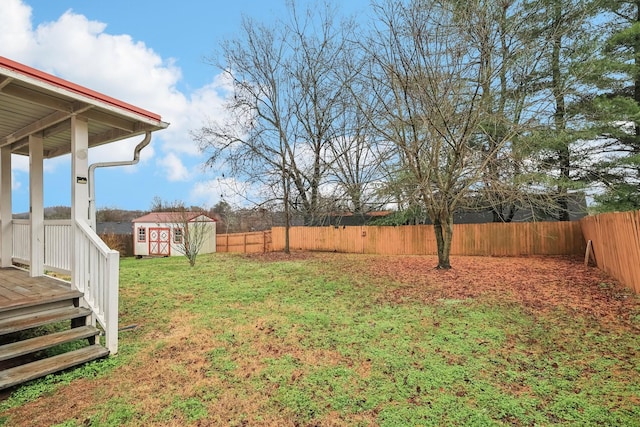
[0,56,161,122]
[132,212,217,223]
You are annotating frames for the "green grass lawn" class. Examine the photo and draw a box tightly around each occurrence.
[1,253,639,426]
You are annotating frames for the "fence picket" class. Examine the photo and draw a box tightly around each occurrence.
[581,210,640,294]
[218,222,584,256]
[271,222,585,256]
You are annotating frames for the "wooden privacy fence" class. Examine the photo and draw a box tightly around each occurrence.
[271,221,585,256]
[580,210,640,294]
[217,218,640,294]
[216,231,272,253]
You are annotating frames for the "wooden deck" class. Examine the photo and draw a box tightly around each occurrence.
[0,267,80,315]
[0,267,108,390]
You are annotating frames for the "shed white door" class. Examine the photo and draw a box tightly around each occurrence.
[149,227,171,256]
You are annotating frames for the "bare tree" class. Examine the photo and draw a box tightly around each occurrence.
[325,119,395,215]
[462,0,543,222]
[192,11,295,250]
[364,0,527,268]
[325,47,398,215]
[193,1,360,251]
[210,200,237,233]
[430,0,557,223]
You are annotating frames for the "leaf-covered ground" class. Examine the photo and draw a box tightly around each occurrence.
[1,253,639,426]
[368,255,639,329]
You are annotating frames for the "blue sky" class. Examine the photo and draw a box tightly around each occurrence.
[0,0,370,213]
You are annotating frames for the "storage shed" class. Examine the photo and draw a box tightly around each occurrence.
[132,212,216,257]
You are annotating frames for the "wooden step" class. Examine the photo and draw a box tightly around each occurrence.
[0,306,91,336]
[0,345,109,390]
[0,326,101,362]
[0,289,83,315]
[0,268,83,315]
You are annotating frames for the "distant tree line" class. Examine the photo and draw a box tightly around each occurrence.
[186,0,639,267]
[24,201,280,235]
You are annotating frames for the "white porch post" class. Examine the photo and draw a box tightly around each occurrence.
[29,134,45,277]
[0,146,12,268]
[71,116,90,225]
[71,116,89,289]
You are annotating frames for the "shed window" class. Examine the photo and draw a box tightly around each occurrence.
[174,228,183,244]
[137,227,146,242]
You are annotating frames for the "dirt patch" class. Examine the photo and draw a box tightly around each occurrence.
[1,311,233,426]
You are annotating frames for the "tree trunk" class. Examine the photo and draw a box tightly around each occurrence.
[635,2,640,134]
[492,204,506,223]
[283,171,291,254]
[634,3,640,193]
[552,0,570,221]
[433,215,453,269]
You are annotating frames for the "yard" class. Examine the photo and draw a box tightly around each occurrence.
[1,253,639,426]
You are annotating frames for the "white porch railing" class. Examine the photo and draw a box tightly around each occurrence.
[74,220,119,354]
[11,219,120,354]
[12,219,73,273]
[11,219,30,265]
[46,220,74,273]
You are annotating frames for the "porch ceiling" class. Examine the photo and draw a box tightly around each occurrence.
[0,56,168,159]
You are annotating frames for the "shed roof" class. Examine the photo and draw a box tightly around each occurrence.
[132,212,216,224]
[0,56,168,159]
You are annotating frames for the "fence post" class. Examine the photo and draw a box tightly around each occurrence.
[584,240,595,266]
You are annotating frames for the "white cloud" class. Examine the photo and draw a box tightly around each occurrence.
[190,178,259,209]
[30,12,184,112]
[23,9,234,163]
[157,153,190,182]
[169,74,233,156]
[0,0,35,58]
[189,180,220,208]
[0,3,182,112]
[11,155,29,173]
[11,171,21,191]
[0,0,231,174]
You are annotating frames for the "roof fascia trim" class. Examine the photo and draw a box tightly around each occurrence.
[0,56,166,126]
